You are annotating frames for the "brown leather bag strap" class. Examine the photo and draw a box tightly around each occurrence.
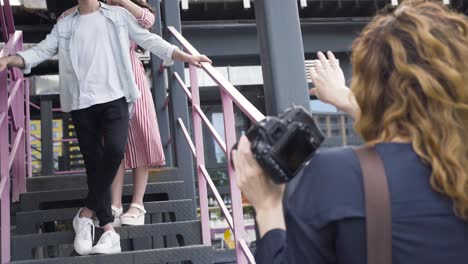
[353,146,392,264]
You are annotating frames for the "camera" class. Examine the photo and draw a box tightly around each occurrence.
[232,106,324,183]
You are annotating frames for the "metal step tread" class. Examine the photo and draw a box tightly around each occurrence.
[20,181,185,211]
[213,249,237,263]
[12,221,203,261]
[11,245,214,264]
[16,200,195,235]
[27,168,180,192]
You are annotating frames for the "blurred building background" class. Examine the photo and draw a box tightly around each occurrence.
[7,0,467,250]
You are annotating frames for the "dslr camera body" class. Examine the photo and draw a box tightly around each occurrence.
[233,106,324,183]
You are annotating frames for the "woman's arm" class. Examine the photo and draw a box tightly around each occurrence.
[112,0,156,29]
[256,204,285,237]
[233,136,340,264]
[136,8,155,29]
[309,51,360,119]
[126,13,212,67]
[111,0,143,19]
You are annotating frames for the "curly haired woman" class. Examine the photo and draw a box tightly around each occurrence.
[233,1,468,263]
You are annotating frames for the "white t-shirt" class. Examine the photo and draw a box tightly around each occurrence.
[73,11,124,109]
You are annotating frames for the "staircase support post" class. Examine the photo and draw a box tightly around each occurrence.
[162,0,197,220]
[0,71,10,264]
[40,96,54,176]
[149,0,173,167]
[254,0,310,115]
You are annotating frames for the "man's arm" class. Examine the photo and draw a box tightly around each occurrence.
[0,55,25,72]
[124,9,176,63]
[11,25,60,74]
[124,10,211,67]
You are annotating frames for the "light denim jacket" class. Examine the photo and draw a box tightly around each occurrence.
[17,3,178,113]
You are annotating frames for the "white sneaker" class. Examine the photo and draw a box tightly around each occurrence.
[92,206,123,228]
[72,208,95,256]
[120,203,146,226]
[90,230,121,255]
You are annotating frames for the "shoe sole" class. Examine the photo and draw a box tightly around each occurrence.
[90,247,122,255]
[120,215,145,226]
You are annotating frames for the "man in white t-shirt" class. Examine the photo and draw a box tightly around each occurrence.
[0,0,211,255]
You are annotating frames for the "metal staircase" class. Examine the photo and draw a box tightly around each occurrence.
[1,1,257,263]
[10,169,214,264]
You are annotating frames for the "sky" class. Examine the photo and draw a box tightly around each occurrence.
[9,0,21,6]
[309,100,337,113]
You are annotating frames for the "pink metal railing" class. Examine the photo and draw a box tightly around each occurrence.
[168,26,264,264]
[0,1,30,263]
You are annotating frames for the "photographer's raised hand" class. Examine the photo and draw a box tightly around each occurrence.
[232,136,286,237]
[309,51,359,119]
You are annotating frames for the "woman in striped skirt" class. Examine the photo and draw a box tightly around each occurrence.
[59,0,210,227]
[107,0,165,226]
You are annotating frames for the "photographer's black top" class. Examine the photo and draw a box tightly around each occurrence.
[255,143,468,264]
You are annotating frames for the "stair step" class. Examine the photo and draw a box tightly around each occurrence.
[12,221,203,261]
[213,249,237,264]
[10,245,214,264]
[20,181,185,211]
[16,200,195,235]
[27,168,180,192]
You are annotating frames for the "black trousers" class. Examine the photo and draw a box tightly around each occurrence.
[71,97,129,226]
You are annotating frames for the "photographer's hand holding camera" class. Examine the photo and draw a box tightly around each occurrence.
[233,2,468,264]
[231,50,357,242]
[232,136,286,237]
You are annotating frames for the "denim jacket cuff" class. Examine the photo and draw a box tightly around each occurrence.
[15,51,32,74]
[162,44,179,67]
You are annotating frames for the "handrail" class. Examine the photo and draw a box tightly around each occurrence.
[194,104,227,153]
[168,26,262,264]
[0,113,5,126]
[9,128,24,170]
[0,1,29,263]
[174,71,227,152]
[199,165,234,230]
[168,27,265,123]
[7,78,23,110]
[178,114,245,232]
[174,72,193,102]
[0,30,21,57]
[178,118,197,157]
[239,239,256,263]
[0,178,7,198]
[2,0,15,35]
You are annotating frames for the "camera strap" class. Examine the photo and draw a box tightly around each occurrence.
[353,146,392,264]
